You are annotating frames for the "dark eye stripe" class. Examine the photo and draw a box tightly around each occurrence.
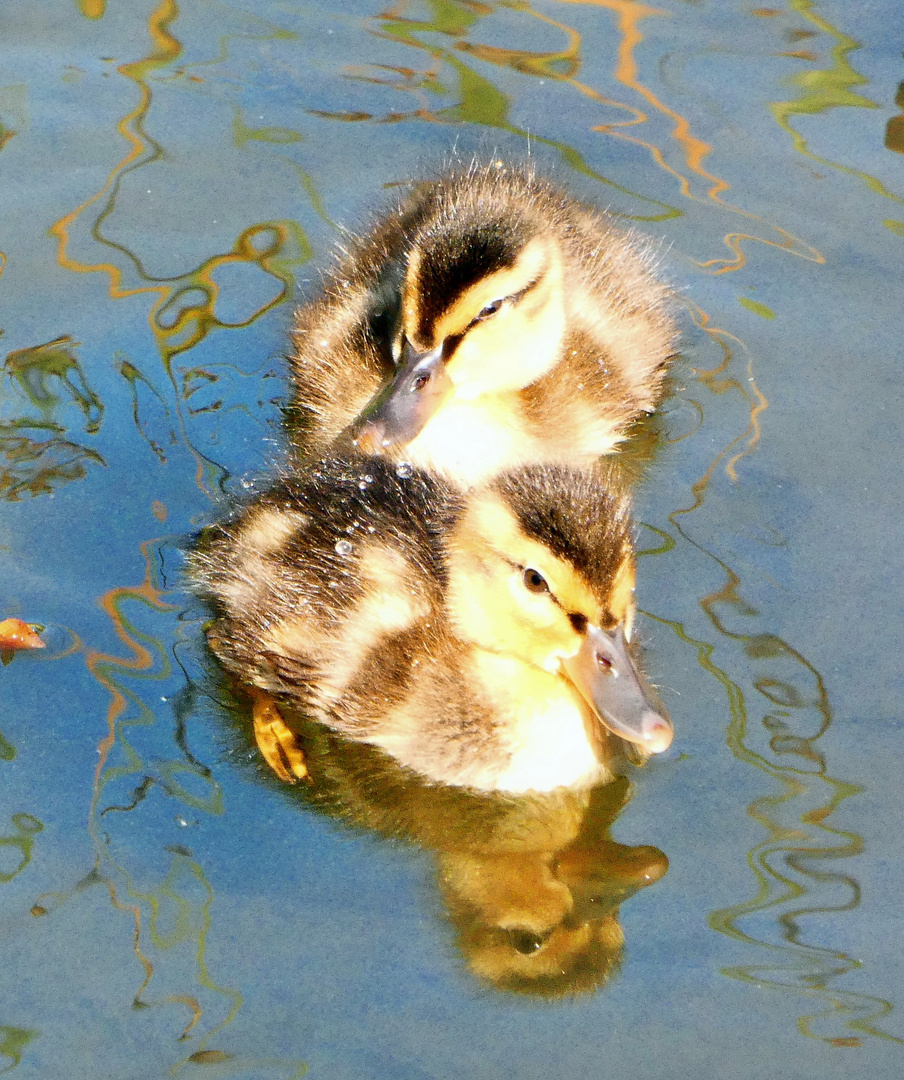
[463,274,543,334]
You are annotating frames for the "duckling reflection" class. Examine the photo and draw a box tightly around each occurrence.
[440,783,668,997]
[190,455,672,794]
[227,691,668,997]
[287,162,677,486]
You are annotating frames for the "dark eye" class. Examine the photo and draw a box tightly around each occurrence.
[522,568,549,594]
[507,929,548,955]
[476,298,504,321]
[411,372,430,392]
[596,653,614,673]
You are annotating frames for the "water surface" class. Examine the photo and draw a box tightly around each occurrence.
[2,0,903,1076]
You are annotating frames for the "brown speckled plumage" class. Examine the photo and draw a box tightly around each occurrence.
[286,162,677,483]
[189,454,656,793]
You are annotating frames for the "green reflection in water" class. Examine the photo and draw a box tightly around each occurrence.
[118,355,178,464]
[0,1027,39,1076]
[0,337,106,501]
[77,549,309,1076]
[0,811,42,1072]
[769,1,904,224]
[340,0,824,267]
[53,436,308,1080]
[40,0,320,1009]
[738,297,776,320]
[0,813,44,884]
[30,0,895,1060]
[316,0,682,221]
[5,337,103,432]
[233,113,304,149]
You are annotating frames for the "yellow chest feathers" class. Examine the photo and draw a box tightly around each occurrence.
[468,652,606,793]
[403,392,622,487]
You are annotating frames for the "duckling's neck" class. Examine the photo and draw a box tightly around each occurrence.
[400,388,621,487]
[400,391,526,485]
[468,651,607,794]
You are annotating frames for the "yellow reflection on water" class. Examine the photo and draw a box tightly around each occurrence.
[0,813,44,885]
[363,0,826,266]
[34,0,896,1053]
[64,538,309,1076]
[560,0,825,269]
[48,535,302,1075]
[0,1026,39,1075]
[78,0,107,19]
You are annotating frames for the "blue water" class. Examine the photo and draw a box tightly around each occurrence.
[2,0,903,1076]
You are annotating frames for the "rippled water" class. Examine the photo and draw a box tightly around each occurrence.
[2,1,903,1076]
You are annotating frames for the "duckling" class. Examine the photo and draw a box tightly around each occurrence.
[287,162,677,486]
[190,455,671,794]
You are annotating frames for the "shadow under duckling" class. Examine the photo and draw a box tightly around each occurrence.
[190,455,671,794]
[287,161,678,486]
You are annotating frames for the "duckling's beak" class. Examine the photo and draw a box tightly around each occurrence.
[562,625,673,754]
[354,340,453,453]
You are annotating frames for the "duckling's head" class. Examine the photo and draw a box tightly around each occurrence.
[356,167,567,451]
[445,465,672,756]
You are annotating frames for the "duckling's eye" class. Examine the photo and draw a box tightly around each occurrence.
[475,298,504,321]
[506,929,549,955]
[522,568,549,594]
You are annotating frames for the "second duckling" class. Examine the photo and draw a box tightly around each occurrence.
[287,162,677,486]
[191,456,671,794]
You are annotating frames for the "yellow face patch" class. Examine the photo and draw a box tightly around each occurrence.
[607,557,636,638]
[403,232,559,334]
[400,229,567,400]
[447,493,597,669]
[446,489,638,672]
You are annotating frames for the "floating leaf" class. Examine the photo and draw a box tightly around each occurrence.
[0,619,45,651]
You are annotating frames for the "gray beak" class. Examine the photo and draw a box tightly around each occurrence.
[562,625,673,754]
[354,339,453,453]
